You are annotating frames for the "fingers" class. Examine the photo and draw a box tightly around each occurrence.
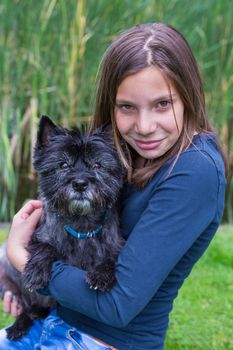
[11,296,22,317]
[27,207,43,227]
[10,200,43,236]
[16,200,43,220]
[3,290,12,313]
[17,206,43,232]
[7,199,43,272]
[3,291,22,317]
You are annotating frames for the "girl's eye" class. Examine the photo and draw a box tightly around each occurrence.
[157,100,172,109]
[116,104,136,112]
[60,162,69,169]
[93,162,101,170]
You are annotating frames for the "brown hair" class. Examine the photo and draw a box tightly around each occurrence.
[91,23,227,187]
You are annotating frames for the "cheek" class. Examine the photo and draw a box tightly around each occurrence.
[115,113,131,135]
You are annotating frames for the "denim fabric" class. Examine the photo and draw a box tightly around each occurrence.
[0,310,116,350]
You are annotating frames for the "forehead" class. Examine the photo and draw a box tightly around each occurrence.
[116,66,177,101]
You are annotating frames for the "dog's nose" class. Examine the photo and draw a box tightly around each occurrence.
[72,180,88,193]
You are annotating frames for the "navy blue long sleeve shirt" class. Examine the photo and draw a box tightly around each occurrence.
[46,133,226,349]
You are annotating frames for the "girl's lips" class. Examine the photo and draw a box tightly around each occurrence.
[134,139,164,150]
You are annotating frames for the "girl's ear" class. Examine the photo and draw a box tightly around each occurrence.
[37,115,59,148]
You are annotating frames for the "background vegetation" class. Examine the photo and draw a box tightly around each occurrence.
[0,226,232,349]
[1,3,232,348]
[0,0,233,222]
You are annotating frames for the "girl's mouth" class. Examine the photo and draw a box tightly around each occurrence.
[134,139,164,150]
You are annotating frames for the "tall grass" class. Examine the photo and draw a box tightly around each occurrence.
[0,0,233,221]
[0,105,17,219]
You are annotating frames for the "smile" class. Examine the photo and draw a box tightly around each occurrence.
[134,139,164,150]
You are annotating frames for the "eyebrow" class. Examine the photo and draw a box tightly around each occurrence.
[115,94,177,104]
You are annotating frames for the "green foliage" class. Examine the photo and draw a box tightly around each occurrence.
[0,226,232,348]
[0,0,233,220]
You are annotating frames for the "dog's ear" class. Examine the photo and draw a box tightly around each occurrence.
[93,122,113,138]
[100,122,112,134]
[37,115,59,148]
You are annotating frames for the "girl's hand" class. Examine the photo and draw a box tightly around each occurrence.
[7,200,43,272]
[3,291,22,317]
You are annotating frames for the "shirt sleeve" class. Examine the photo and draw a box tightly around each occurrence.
[47,151,221,327]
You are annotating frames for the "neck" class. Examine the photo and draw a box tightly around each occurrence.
[134,156,146,168]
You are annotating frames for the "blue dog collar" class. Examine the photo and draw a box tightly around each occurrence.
[64,210,108,239]
[64,224,103,239]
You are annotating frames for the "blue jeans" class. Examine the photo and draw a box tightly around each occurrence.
[0,310,116,349]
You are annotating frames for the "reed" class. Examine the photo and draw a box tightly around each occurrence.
[0,0,233,221]
[0,101,18,220]
[65,0,96,126]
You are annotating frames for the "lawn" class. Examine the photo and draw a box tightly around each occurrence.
[165,225,233,350]
[0,226,232,349]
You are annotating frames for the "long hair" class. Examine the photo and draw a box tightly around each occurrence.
[91,23,227,187]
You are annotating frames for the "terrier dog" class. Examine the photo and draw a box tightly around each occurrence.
[0,116,125,340]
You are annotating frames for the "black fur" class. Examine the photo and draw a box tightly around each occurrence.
[0,116,125,339]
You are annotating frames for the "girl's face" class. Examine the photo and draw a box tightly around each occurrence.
[115,66,184,160]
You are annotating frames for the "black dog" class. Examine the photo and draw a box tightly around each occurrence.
[0,116,125,340]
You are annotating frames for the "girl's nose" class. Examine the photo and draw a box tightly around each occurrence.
[135,110,157,136]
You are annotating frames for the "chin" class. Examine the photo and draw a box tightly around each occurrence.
[135,149,162,160]
[68,199,92,215]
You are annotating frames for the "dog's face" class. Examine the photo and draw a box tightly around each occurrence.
[33,116,125,216]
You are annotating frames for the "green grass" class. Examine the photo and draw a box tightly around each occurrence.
[165,225,233,350]
[0,228,14,328]
[0,226,233,349]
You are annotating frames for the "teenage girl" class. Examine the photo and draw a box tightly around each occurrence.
[1,22,226,350]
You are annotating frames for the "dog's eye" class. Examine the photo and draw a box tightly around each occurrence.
[60,162,69,169]
[92,162,101,170]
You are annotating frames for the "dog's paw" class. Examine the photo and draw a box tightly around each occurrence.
[6,315,33,340]
[85,260,116,292]
[6,324,28,340]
